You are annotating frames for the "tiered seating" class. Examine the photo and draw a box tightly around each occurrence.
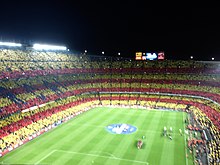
[0,48,220,163]
[191,107,220,164]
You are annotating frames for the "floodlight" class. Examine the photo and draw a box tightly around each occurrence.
[33,44,67,50]
[0,41,22,47]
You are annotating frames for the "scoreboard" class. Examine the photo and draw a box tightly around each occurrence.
[135,52,165,60]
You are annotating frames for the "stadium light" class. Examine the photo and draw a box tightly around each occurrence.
[0,41,22,47]
[33,44,67,50]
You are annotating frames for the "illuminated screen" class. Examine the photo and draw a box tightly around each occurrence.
[135,52,142,60]
[146,53,157,60]
[158,52,165,60]
[135,51,165,60]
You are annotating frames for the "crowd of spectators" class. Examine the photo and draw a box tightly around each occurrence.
[0,48,220,163]
[191,107,220,164]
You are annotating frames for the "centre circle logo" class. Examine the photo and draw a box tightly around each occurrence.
[106,124,137,134]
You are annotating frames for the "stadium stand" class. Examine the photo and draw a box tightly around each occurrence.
[0,48,219,164]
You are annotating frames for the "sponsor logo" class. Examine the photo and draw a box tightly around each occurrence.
[106,124,137,134]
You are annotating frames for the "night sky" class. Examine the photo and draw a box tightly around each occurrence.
[0,1,219,61]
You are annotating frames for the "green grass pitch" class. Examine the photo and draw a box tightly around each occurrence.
[0,107,193,165]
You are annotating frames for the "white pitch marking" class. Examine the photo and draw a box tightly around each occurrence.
[56,149,149,165]
[35,149,57,165]
[89,150,117,158]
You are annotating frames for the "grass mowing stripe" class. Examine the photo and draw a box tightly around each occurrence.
[104,109,147,165]
[132,110,159,163]
[45,108,112,164]
[158,112,173,165]
[31,109,105,164]
[173,112,186,165]
[76,108,127,165]
[134,110,163,165]
[160,112,178,165]
[35,150,56,164]
[19,116,92,164]
[0,108,193,165]
[128,110,155,164]
[56,149,148,165]
[182,112,188,165]
[49,108,119,165]
[32,109,103,164]
[159,112,186,165]
[2,121,72,164]
[23,124,75,163]
[1,109,106,164]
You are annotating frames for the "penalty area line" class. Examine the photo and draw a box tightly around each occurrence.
[56,149,149,165]
[35,149,57,165]
[89,150,117,158]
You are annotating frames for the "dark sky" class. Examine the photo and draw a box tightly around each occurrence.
[0,1,219,60]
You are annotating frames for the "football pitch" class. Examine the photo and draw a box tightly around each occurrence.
[0,107,193,165]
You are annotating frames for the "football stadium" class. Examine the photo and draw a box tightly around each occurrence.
[0,42,219,165]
